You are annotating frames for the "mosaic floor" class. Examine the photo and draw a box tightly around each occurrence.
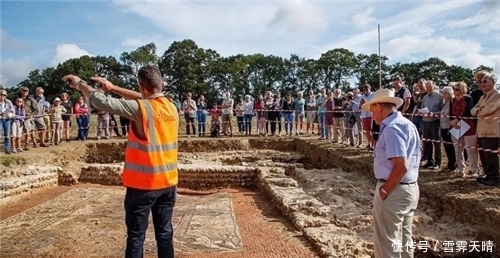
[0,188,242,257]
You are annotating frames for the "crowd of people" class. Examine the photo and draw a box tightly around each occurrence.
[1,71,499,186]
[0,64,497,258]
[177,71,499,186]
[0,87,132,153]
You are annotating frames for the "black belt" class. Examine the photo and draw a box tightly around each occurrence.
[377,179,416,185]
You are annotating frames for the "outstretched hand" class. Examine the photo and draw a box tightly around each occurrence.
[90,76,115,92]
[61,75,82,89]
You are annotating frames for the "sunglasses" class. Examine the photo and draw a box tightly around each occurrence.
[481,80,491,84]
[453,88,460,91]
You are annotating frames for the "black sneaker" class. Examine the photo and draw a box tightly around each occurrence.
[421,163,434,169]
[477,177,500,186]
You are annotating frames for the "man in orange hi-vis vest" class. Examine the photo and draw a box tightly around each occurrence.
[62,65,179,258]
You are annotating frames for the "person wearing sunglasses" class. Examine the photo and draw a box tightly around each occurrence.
[471,73,500,186]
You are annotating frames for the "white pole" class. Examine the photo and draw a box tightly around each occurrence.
[378,24,382,89]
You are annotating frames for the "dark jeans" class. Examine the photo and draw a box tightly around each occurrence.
[477,137,500,180]
[77,115,89,140]
[412,116,423,137]
[120,116,130,136]
[268,112,281,135]
[196,111,206,135]
[441,128,456,170]
[423,120,441,166]
[124,186,176,258]
[244,114,253,134]
[236,116,244,133]
[109,114,121,137]
[184,113,196,135]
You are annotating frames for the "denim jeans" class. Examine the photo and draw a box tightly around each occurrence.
[0,119,11,151]
[411,116,423,137]
[283,113,294,134]
[196,111,206,135]
[244,114,253,134]
[317,112,326,137]
[237,116,244,133]
[125,186,177,258]
[77,115,88,140]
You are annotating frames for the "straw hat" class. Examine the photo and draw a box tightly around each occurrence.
[361,88,403,112]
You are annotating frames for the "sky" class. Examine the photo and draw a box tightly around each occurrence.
[1,0,499,88]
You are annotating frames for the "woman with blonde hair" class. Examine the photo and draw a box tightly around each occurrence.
[439,86,456,173]
[450,81,480,177]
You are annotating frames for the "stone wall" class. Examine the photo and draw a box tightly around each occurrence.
[78,163,260,190]
[0,166,60,200]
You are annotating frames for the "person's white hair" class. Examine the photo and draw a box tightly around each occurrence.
[441,86,454,98]
[483,73,498,84]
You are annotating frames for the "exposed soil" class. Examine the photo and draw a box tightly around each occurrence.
[1,137,500,258]
[0,185,318,258]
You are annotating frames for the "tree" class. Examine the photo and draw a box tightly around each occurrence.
[357,53,390,90]
[11,39,495,102]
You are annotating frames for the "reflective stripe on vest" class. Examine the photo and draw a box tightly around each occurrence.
[122,98,178,190]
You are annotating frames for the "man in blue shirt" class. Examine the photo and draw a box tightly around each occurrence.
[361,89,421,258]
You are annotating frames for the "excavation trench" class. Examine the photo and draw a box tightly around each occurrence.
[0,139,498,258]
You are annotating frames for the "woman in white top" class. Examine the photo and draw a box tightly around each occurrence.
[182,92,197,136]
[243,95,254,135]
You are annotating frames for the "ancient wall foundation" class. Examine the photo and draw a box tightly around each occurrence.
[0,166,60,199]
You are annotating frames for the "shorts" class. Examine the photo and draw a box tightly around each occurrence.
[34,117,47,131]
[306,111,316,123]
[294,111,304,122]
[43,116,51,129]
[62,114,71,121]
[11,121,23,138]
[362,117,372,133]
[23,118,34,133]
[222,114,231,122]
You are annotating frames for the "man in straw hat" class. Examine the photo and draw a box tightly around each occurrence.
[361,88,421,258]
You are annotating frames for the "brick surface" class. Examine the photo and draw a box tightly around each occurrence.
[175,189,319,258]
[0,185,319,258]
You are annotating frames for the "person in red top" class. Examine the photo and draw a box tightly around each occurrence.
[74,96,89,141]
[210,103,221,137]
[449,81,480,177]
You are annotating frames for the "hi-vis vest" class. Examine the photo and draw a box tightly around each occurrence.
[122,97,179,190]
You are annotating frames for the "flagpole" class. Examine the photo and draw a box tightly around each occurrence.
[378,24,382,89]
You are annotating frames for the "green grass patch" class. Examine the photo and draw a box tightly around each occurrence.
[1,156,27,167]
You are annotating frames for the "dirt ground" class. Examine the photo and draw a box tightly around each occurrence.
[0,184,317,258]
[1,135,500,258]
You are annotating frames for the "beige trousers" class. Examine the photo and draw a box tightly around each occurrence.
[333,117,344,140]
[373,182,419,258]
[451,135,480,173]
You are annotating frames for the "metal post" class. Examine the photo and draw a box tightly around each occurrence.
[378,24,382,89]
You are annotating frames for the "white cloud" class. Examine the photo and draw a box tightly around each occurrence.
[385,36,482,60]
[267,1,330,36]
[121,34,172,55]
[113,1,333,57]
[316,1,479,55]
[50,44,92,67]
[0,59,37,87]
[385,34,500,72]
[446,0,500,33]
[352,7,376,28]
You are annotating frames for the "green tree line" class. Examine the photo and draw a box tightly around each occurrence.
[1,39,494,103]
